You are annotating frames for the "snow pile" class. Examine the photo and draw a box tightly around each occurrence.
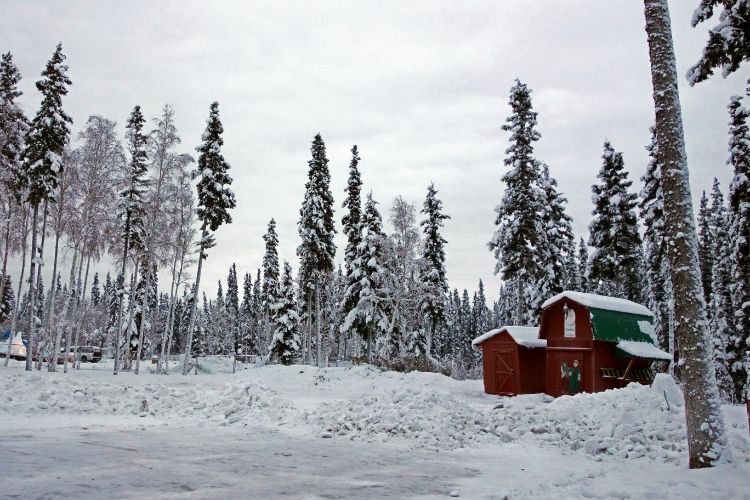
[307,387,489,449]
[0,373,294,426]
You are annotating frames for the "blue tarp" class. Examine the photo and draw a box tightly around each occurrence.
[1,331,29,346]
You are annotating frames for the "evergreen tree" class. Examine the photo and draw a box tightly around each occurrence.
[20,44,72,370]
[0,274,14,323]
[262,218,280,310]
[182,102,236,374]
[0,52,27,197]
[341,146,363,344]
[727,92,750,399]
[577,238,589,293]
[340,193,388,361]
[90,272,101,307]
[297,133,336,365]
[707,180,735,400]
[588,141,643,301]
[239,271,255,354]
[697,191,714,302]
[113,105,149,373]
[489,80,544,324]
[533,163,574,312]
[688,0,750,85]
[226,263,239,354]
[269,262,301,365]
[342,145,362,276]
[639,127,672,351]
[472,279,490,335]
[420,182,450,355]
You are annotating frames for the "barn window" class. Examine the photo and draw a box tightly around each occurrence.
[564,304,576,338]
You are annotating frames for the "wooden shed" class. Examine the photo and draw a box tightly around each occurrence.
[539,291,670,397]
[472,326,547,396]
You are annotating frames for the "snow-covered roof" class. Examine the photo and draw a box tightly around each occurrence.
[615,341,672,361]
[541,291,653,317]
[472,326,545,351]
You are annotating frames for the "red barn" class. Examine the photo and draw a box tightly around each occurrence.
[539,291,670,397]
[472,326,547,396]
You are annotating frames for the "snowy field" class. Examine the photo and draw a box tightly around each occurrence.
[1,359,749,499]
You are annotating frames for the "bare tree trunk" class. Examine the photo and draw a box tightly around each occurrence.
[122,259,140,371]
[159,254,179,374]
[113,237,130,375]
[33,204,50,371]
[0,200,13,322]
[182,226,207,375]
[25,203,40,371]
[73,255,91,369]
[134,257,153,374]
[515,277,524,326]
[46,226,63,371]
[643,0,729,468]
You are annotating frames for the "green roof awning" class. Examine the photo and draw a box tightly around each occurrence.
[589,307,656,344]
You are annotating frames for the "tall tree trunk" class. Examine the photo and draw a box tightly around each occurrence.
[33,202,49,370]
[643,0,729,468]
[113,232,131,375]
[25,203,40,371]
[182,226,207,375]
[122,259,140,371]
[73,255,91,369]
[134,257,153,374]
[315,274,322,367]
[515,277,524,326]
[46,226,63,371]
[159,253,180,374]
[0,201,14,365]
[5,203,28,366]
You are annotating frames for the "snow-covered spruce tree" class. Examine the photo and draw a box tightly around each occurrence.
[261,218,280,350]
[588,141,643,302]
[239,271,255,354]
[0,52,27,326]
[533,163,574,313]
[420,183,450,356]
[698,191,713,302]
[269,262,301,365]
[639,127,673,352]
[90,272,100,307]
[340,193,389,362]
[226,263,239,357]
[113,106,148,374]
[687,0,750,85]
[297,134,336,365]
[643,0,728,468]
[577,238,589,293]
[182,102,236,375]
[472,280,490,335]
[707,180,736,400]
[21,44,72,371]
[489,80,544,325]
[341,146,363,354]
[727,92,750,400]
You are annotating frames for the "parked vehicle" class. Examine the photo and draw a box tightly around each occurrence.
[68,346,102,363]
[0,332,28,360]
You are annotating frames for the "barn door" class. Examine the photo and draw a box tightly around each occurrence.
[494,349,516,395]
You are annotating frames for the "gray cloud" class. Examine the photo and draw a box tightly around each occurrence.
[2,0,748,304]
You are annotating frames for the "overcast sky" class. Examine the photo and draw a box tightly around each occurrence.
[2,1,749,304]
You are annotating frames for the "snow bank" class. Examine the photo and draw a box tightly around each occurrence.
[0,372,294,427]
[307,387,490,449]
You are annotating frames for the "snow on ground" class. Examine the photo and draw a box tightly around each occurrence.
[1,360,749,498]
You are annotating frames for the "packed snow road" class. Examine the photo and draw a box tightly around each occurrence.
[1,360,749,498]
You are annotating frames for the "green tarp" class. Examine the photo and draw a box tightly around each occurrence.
[588,307,655,344]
